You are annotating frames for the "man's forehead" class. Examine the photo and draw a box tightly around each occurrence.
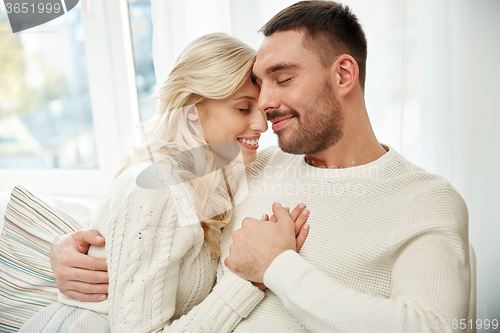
[254,30,305,76]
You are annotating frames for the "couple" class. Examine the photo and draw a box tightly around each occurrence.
[22,1,471,332]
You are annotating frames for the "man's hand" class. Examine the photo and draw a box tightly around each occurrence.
[50,229,109,302]
[225,202,309,284]
[264,203,310,252]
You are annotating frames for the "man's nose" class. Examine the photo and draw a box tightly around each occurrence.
[257,84,280,114]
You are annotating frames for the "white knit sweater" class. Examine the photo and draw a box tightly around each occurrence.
[62,144,470,332]
[220,145,470,332]
[59,168,264,332]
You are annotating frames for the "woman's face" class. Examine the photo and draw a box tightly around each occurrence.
[198,77,267,164]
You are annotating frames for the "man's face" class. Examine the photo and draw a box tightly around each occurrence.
[253,30,343,155]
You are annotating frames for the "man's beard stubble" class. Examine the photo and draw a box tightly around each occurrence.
[267,80,343,155]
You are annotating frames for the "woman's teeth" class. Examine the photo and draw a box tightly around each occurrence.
[238,138,259,146]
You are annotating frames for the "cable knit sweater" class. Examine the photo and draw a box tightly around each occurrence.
[59,168,264,332]
[62,144,470,332]
[220,145,470,332]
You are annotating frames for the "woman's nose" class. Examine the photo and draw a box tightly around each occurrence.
[250,109,268,133]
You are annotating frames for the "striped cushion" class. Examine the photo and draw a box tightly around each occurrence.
[0,186,87,332]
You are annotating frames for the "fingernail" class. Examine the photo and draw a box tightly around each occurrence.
[298,203,306,209]
[274,202,282,207]
[302,208,309,215]
[261,213,267,220]
[303,224,309,230]
[98,295,107,301]
[96,235,104,240]
[286,207,290,212]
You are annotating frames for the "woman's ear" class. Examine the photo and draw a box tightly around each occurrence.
[187,105,200,122]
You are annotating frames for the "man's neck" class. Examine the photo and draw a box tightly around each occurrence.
[304,133,387,169]
[303,95,387,169]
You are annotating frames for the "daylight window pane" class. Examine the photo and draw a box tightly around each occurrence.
[128,0,156,122]
[0,4,97,169]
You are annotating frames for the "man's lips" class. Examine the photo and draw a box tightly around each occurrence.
[271,116,295,131]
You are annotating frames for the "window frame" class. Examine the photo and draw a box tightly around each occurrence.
[0,0,141,199]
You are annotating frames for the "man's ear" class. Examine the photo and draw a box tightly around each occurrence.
[187,105,200,122]
[331,54,359,98]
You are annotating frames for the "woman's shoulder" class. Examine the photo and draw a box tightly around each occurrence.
[90,166,175,226]
[110,164,175,200]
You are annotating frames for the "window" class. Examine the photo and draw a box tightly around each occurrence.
[128,0,156,122]
[0,4,97,169]
[0,1,138,198]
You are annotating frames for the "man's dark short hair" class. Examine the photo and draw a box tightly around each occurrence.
[260,0,368,90]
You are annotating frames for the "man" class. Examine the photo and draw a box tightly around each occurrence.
[51,1,470,332]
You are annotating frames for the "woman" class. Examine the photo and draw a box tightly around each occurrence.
[20,33,309,332]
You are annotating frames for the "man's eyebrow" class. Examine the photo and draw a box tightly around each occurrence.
[265,62,298,74]
[251,62,298,81]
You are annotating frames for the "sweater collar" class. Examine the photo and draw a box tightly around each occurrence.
[297,144,398,179]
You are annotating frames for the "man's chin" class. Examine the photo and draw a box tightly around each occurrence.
[277,138,301,155]
[275,130,309,154]
[277,135,322,155]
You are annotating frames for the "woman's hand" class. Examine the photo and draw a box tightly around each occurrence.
[50,229,109,302]
[252,203,310,290]
[264,203,310,252]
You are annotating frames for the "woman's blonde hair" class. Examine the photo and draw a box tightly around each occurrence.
[117,33,256,257]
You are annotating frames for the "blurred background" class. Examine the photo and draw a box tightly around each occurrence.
[0,0,498,330]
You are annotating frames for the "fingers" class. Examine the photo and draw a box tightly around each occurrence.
[288,203,306,222]
[295,223,310,252]
[61,253,108,272]
[50,230,108,302]
[57,266,109,284]
[61,280,109,294]
[61,290,108,302]
[264,202,308,227]
[72,268,109,284]
[271,202,294,224]
[53,263,109,303]
[73,229,105,248]
[293,206,310,236]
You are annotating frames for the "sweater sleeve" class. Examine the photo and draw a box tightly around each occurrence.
[263,185,470,333]
[164,269,265,333]
[105,181,264,333]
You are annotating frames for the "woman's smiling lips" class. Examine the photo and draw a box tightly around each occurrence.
[271,116,295,131]
[237,136,260,150]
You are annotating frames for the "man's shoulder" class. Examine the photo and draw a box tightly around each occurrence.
[386,154,468,225]
[380,151,446,186]
[377,150,467,209]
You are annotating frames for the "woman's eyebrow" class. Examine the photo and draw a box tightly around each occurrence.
[233,95,257,101]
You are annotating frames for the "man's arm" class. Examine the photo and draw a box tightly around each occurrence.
[51,204,309,331]
[226,192,470,332]
[50,229,108,302]
[52,203,309,297]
